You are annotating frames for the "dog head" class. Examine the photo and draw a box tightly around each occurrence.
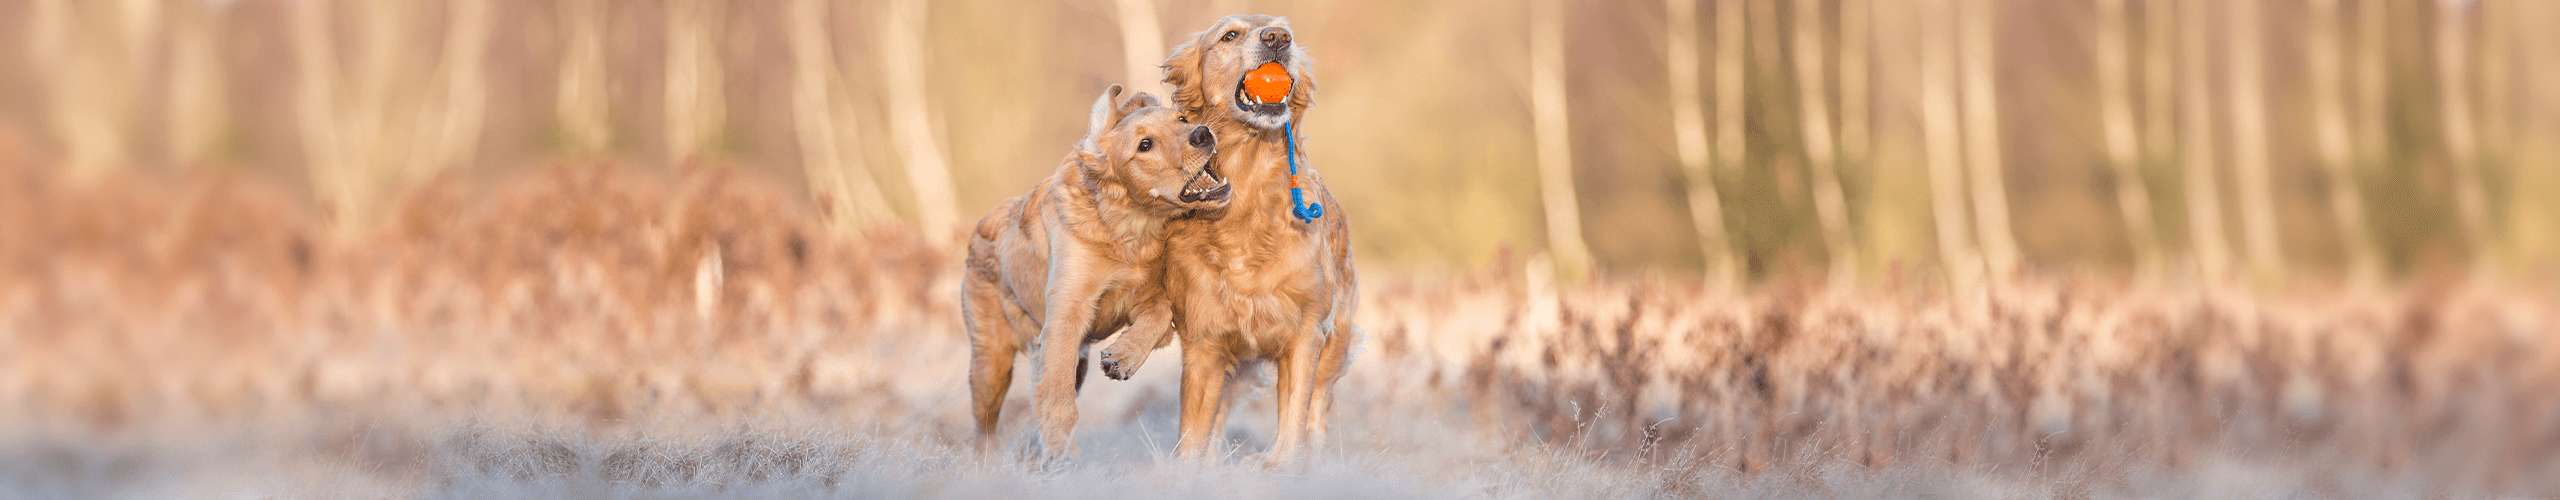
[1163,15,1316,132]
[1077,84,1229,215]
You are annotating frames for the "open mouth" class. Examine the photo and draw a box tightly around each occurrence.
[1232,61,1293,115]
[1177,157,1230,204]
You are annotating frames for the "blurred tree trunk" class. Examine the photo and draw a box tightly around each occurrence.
[1957,0,2017,278]
[557,0,612,154]
[166,0,226,167]
[2177,0,2231,279]
[1716,0,1751,273]
[881,0,963,242]
[354,2,417,187]
[1840,0,1869,176]
[1793,0,1858,286]
[2095,0,2161,278]
[2435,0,2493,271]
[2514,1,2559,265]
[1115,0,1167,96]
[292,1,354,231]
[1529,0,1594,278]
[1842,0,1879,281]
[1666,0,1739,286]
[663,0,727,164]
[2354,0,2394,275]
[2306,0,2382,285]
[429,0,492,173]
[28,0,150,177]
[787,0,894,233]
[2225,0,2282,282]
[1919,0,1979,287]
[2142,0,2177,218]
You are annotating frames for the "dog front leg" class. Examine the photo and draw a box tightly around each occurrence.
[1032,274,1103,466]
[1099,300,1175,380]
[1174,338,1232,460]
[1264,331,1321,469]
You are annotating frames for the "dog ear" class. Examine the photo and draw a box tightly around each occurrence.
[1287,57,1318,118]
[1119,91,1164,116]
[1079,84,1128,154]
[1160,24,1212,119]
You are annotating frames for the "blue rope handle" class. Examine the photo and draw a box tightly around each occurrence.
[1285,122,1324,224]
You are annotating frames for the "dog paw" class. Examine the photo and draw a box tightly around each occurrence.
[1097,343,1149,380]
[1027,443,1077,474]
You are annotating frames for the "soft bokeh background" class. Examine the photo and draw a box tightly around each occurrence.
[5,0,2553,282]
[3,0,2558,497]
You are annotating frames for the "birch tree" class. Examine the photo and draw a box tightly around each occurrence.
[429,0,493,172]
[2178,0,2232,278]
[664,0,727,163]
[1794,0,1859,285]
[2226,0,2283,281]
[2436,0,2494,270]
[1920,0,1980,286]
[1667,0,1739,285]
[2096,0,2162,276]
[557,0,612,153]
[1958,0,2018,278]
[1115,0,1168,96]
[1529,0,1595,277]
[787,0,894,233]
[881,0,962,241]
[167,0,226,166]
[2307,0,2382,284]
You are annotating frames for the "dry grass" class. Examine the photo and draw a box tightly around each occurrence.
[2,163,2555,498]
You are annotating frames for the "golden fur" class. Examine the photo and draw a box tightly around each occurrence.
[1096,15,1358,467]
[960,85,1226,462]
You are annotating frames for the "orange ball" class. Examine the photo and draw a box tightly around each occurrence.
[1242,62,1292,103]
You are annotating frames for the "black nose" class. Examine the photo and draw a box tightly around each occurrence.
[1188,126,1215,148]
[1259,28,1292,50]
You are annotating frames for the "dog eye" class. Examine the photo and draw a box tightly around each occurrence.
[1137,138,1155,153]
[1221,30,1239,42]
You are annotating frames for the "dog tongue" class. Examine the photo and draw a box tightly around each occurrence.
[1243,62,1292,103]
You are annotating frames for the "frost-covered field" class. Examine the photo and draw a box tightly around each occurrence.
[4,168,2555,498]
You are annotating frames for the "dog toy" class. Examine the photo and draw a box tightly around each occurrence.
[1244,62,1292,104]
[1284,122,1322,224]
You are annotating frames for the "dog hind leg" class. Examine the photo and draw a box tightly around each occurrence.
[963,273,1019,457]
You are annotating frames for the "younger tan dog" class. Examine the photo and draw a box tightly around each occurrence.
[962,84,1228,463]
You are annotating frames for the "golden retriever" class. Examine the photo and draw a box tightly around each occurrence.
[961,84,1227,463]
[1095,14,1357,467]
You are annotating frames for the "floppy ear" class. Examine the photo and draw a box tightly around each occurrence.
[1078,83,1128,154]
[1119,91,1164,116]
[1160,25,1211,119]
[1287,57,1318,117]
